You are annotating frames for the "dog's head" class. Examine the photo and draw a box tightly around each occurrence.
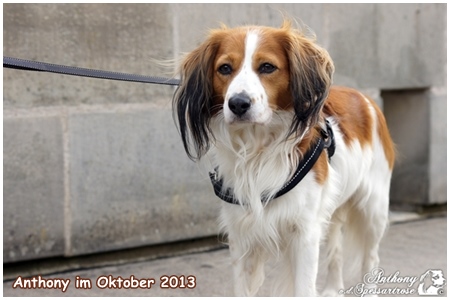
[174,20,334,160]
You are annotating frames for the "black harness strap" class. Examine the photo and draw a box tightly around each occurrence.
[209,120,335,205]
[272,137,325,200]
[3,56,180,86]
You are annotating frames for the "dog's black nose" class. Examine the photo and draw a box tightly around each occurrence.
[228,93,252,117]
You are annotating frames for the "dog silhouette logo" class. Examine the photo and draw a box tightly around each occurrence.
[418,270,446,296]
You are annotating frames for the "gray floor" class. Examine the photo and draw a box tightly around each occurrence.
[4,216,447,297]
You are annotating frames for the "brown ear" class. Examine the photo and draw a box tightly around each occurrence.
[173,34,222,160]
[281,20,335,136]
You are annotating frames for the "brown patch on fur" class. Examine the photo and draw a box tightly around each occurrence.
[312,152,329,184]
[370,98,396,170]
[323,86,395,169]
[323,86,374,147]
[254,27,292,110]
[296,127,329,184]
[212,27,247,107]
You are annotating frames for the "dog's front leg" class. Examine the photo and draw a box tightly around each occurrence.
[290,225,322,296]
[229,240,266,296]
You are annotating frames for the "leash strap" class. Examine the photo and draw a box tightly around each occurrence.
[3,56,180,86]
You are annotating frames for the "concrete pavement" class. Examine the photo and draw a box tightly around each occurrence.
[3,215,447,297]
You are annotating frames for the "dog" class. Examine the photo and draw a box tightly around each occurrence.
[173,20,395,296]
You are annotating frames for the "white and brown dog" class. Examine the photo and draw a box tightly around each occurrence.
[173,20,395,296]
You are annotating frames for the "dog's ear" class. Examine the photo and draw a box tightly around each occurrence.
[173,34,221,160]
[281,20,334,136]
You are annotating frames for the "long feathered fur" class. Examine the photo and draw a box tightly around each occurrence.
[173,20,334,161]
[173,32,222,160]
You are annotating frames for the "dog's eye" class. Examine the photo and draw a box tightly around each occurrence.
[218,64,232,75]
[259,63,277,74]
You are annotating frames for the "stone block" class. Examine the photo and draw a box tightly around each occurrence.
[68,108,220,256]
[174,3,446,91]
[3,3,174,109]
[174,3,326,61]
[374,4,446,89]
[428,87,447,203]
[3,117,65,262]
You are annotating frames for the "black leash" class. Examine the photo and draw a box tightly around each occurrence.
[3,56,180,86]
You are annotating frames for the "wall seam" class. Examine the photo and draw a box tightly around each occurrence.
[62,108,72,256]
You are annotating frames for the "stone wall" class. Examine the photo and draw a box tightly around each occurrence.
[3,3,446,262]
